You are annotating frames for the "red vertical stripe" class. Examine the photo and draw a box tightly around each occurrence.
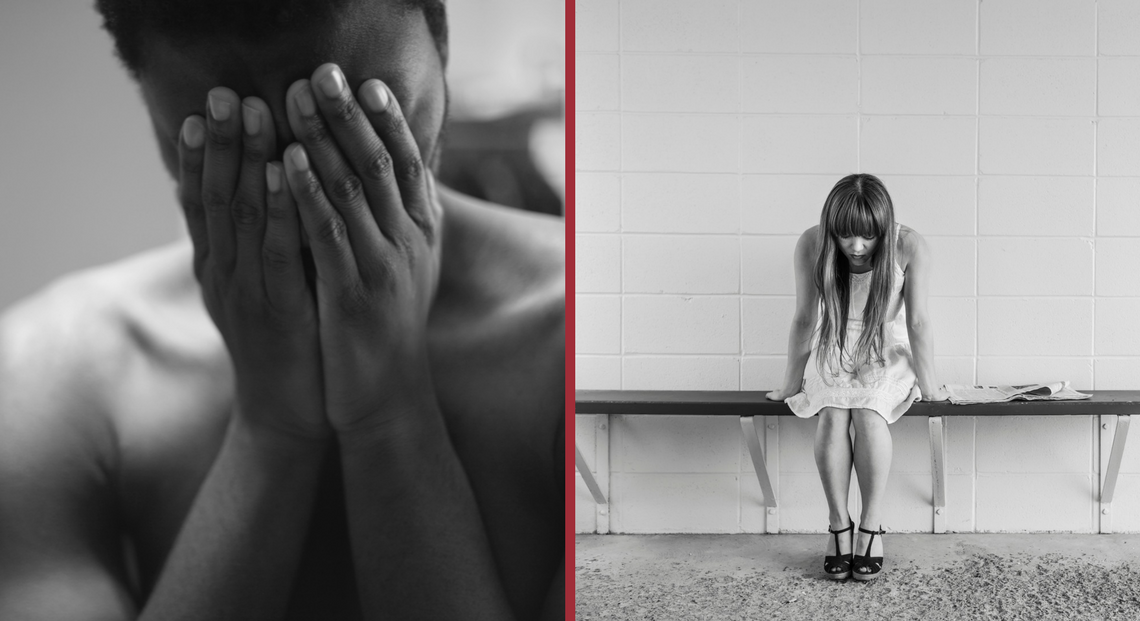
[564,0,576,618]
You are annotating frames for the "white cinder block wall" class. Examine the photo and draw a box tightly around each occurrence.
[575,0,1140,534]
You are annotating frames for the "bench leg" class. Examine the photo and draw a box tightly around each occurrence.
[575,444,608,506]
[1100,414,1130,534]
[765,415,781,534]
[741,416,779,534]
[928,417,947,534]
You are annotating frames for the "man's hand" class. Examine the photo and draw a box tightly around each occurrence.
[275,64,532,621]
[280,63,443,437]
[178,87,328,441]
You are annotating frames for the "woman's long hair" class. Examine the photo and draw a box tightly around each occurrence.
[814,174,896,377]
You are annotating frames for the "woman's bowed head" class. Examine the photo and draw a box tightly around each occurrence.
[763,173,947,582]
[813,175,897,379]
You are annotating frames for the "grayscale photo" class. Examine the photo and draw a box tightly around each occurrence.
[0,1,566,619]
[574,0,1140,619]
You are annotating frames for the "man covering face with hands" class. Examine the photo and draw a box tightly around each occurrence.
[0,1,565,620]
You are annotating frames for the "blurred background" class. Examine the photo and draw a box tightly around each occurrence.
[0,0,564,311]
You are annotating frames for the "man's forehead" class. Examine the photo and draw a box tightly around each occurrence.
[138,2,446,180]
[140,5,422,93]
[138,7,433,138]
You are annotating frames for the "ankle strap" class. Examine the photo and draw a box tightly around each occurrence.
[828,521,855,534]
[857,526,884,557]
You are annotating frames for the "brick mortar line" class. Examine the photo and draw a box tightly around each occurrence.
[617,0,624,390]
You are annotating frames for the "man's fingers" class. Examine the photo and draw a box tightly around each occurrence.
[308,64,407,242]
[263,162,308,310]
[285,78,389,262]
[232,96,277,285]
[178,115,208,276]
[357,78,437,244]
[283,143,360,287]
[201,87,243,271]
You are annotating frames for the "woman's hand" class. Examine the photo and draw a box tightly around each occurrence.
[766,388,795,402]
[922,386,951,402]
[281,64,443,437]
[178,88,329,441]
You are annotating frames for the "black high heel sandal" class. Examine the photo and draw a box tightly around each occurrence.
[824,521,854,580]
[852,526,885,581]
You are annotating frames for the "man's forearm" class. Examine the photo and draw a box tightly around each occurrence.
[338,401,515,621]
[138,412,326,621]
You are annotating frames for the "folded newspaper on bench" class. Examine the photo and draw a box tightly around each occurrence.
[943,381,1091,405]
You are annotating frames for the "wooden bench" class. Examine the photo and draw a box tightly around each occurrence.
[575,389,1138,534]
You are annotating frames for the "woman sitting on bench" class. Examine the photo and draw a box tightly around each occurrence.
[766,173,949,582]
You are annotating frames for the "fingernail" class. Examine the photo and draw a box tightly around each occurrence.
[182,117,204,148]
[266,164,282,193]
[317,66,346,98]
[242,103,261,135]
[289,145,310,172]
[360,80,389,113]
[208,92,231,121]
[295,86,316,116]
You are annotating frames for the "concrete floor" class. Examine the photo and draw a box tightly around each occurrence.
[576,534,1140,620]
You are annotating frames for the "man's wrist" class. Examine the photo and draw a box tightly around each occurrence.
[334,390,445,455]
[332,365,441,442]
[231,409,330,459]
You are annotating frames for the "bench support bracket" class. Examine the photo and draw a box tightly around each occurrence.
[741,416,779,533]
[575,446,607,506]
[1100,414,1130,534]
[928,416,948,534]
[572,414,611,534]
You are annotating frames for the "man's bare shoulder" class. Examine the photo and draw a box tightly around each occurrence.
[0,257,132,472]
[0,261,133,407]
[0,252,182,618]
[430,190,564,437]
[436,188,564,326]
[0,241,209,443]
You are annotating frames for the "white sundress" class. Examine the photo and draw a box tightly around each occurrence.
[786,225,921,424]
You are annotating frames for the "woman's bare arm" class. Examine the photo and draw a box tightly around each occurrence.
[901,229,947,401]
[768,227,820,401]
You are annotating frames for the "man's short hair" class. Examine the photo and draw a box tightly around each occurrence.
[94,0,448,78]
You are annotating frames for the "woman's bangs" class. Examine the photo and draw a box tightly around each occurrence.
[830,197,882,239]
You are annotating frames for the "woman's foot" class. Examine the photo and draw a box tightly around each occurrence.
[824,521,854,579]
[852,526,885,581]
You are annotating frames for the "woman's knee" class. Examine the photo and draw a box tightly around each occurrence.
[851,409,887,434]
[818,407,851,432]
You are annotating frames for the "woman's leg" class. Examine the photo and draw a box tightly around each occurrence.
[814,407,854,542]
[851,408,892,563]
